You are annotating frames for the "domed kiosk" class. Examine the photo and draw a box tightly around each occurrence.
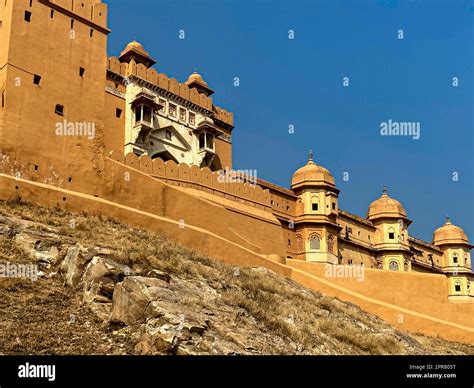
[366,187,411,272]
[290,150,340,264]
[432,217,473,299]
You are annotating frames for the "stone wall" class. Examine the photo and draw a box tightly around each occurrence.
[109,150,272,211]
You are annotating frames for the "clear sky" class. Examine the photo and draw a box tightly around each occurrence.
[104,0,473,242]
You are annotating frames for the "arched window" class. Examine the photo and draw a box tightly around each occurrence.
[454,280,462,293]
[453,254,458,265]
[296,235,303,253]
[327,235,334,254]
[309,234,320,251]
[388,227,395,240]
[389,260,399,271]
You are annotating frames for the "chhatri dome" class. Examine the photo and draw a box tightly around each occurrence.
[366,187,407,221]
[186,71,209,87]
[291,150,335,190]
[118,40,156,67]
[432,217,470,246]
[185,70,215,96]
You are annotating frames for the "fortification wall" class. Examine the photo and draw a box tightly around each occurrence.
[1,173,473,344]
[0,173,290,276]
[2,171,473,344]
[43,0,108,30]
[287,260,474,328]
[109,150,273,211]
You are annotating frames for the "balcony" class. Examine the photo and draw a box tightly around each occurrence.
[133,104,155,131]
[131,90,163,111]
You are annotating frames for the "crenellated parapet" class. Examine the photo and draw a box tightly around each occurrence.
[109,150,271,210]
[107,57,233,127]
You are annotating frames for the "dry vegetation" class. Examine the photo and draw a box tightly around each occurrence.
[1,198,473,355]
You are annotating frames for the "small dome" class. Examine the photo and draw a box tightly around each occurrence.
[291,150,335,189]
[433,217,470,246]
[120,40,149,57]
[118,40,156,66]
[186,71,209,87]
[366,187,407,221]
[127,40,143,49]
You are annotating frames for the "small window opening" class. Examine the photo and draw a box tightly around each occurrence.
[55,104,64,116]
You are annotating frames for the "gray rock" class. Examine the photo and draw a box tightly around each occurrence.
[60,244,98,288]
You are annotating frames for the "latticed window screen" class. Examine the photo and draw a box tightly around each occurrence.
[327,235,334,254]
[389,260,399,271]
[296,235,303,252]
[309,235,320,250]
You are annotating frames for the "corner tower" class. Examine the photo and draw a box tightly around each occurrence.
[366,187,412,271]
[433,217,473,300]
[0,0,109,193]
[291,150,341,263]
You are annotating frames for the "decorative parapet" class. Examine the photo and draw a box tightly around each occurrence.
[107,57,234,127]
[108,151,271,211]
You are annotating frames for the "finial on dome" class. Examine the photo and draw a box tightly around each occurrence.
[445,215,452,225]
[382,186,388,196]
[308,149,314,164]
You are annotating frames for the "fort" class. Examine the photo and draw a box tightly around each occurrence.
[0,0,473,345]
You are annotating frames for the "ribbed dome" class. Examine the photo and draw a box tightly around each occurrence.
[433,217,470,246]
[366,188,407,221]
[291,150,335,189]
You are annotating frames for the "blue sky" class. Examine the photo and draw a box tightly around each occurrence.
[104,0,473,242]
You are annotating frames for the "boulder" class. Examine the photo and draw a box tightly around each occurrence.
[83,257,131,288]
[83,257,131,304]
[60,244,98,287]
[111,276,169,326]
[146,269,172,283]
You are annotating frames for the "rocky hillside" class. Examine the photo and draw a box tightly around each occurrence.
[1,198,473,355]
